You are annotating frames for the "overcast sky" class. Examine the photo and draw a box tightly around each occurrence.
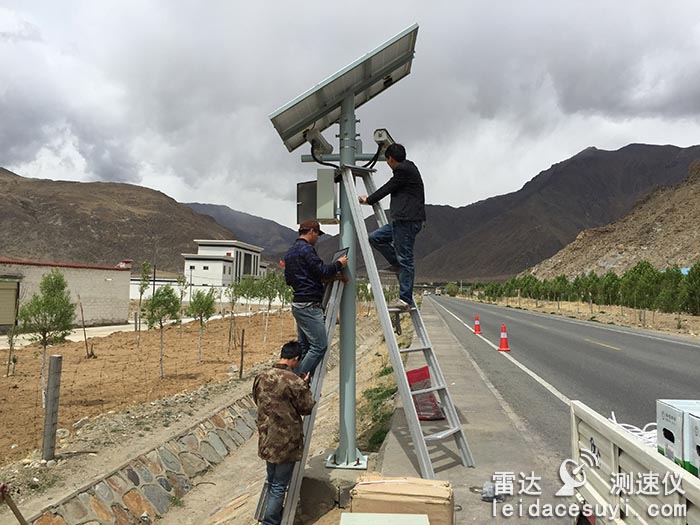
[3,1,700,230]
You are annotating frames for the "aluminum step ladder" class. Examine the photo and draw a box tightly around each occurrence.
[254,278,345,524]
[342,164,475,479]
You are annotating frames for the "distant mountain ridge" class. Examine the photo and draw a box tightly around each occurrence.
[318,143,700,281]
[3,142,699,281]
[0,168,236,272]
[528,160,700,279]
[184,203,297,260]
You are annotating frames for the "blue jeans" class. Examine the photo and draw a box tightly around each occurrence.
[369,221,423,304]
[292,303,327,376]
[263,461,295,525]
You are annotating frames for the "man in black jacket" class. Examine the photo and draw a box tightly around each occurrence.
[360,143,425,309]
[284,220,347,376]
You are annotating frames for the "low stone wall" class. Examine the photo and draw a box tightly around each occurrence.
[29,395,258,525]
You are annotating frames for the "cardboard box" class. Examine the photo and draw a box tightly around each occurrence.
[340,513,430,525]
[687,412,700,477]
[656,399,700,472]
[350,473,453,525]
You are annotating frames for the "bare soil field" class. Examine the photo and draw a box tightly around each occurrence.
[0,311,296,467]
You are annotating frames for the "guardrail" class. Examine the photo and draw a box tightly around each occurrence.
[571,401,700,524]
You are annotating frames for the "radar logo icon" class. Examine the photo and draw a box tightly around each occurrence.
[555,448,598,497]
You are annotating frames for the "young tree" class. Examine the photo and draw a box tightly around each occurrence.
[682,261,700,316]
[445,282,459,297]
[259,273,280,342]
[277,277,293,315]
[186,289,217,363]
[237,276,256,316]
[145,285,180,379]
[18,270,76,407]
[137,261,152,348]
[176,273,188,337]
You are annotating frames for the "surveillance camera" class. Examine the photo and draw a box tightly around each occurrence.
[304,129,334,156]
[373,128,395,155]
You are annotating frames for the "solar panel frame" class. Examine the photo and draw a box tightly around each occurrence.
[269,23,419,152]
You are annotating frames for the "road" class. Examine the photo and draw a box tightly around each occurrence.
[428,295,700,458]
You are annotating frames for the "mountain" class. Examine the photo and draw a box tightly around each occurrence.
[184,203,297,260]
[0,168,235,272]
[528,160,700,279]
[318,143,700,281]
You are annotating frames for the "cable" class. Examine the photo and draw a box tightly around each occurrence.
[608,411,656,448]
[363,144,381,168]
[310,142,340,169]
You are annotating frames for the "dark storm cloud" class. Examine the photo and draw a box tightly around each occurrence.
[2,1,700,225]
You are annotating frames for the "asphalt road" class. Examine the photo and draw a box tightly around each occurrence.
[428,295,700,458]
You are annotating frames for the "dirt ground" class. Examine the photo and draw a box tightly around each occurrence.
[0,304,397,522]
[0,310,296,466]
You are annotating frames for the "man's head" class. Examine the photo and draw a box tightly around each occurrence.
[385,143,406,169]
[298,219,325,245]
[279,340,303,367]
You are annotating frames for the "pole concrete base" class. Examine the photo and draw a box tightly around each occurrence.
[326,448,368,470]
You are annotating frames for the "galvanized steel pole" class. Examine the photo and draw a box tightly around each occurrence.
[330,94,366,468]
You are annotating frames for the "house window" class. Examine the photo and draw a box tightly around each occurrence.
[189,265,195,270]
[203,266,209,271]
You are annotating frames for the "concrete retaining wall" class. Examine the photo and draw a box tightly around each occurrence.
[28,394,258,524]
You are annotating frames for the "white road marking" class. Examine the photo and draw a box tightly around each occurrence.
[431,299,571,407]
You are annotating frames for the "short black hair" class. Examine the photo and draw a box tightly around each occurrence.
[385,143,406,163]
[280,340,302,359]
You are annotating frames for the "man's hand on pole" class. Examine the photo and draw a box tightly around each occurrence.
[358,195,368,204]
[0,482,8,504]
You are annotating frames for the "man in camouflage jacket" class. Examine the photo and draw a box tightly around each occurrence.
[253,341,315,525]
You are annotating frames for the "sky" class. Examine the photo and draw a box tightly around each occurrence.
[2,1,700,230]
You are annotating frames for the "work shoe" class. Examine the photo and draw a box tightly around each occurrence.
[378,265,401,274]
[388,299,410,310]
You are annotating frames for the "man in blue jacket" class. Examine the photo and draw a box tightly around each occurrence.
[360,143,425,310]
[284,220,347,376]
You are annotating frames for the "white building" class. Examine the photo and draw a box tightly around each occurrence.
[129,239,266,302]
[183,239,264,286]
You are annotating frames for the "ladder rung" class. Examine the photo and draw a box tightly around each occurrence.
[399,345,431,354]
[424,426,460,442]
[387,305,418,312]
[411,384,445,396]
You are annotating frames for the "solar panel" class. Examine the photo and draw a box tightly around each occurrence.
[269,23,419,152]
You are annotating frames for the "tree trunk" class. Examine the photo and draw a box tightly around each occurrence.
[159,322,164,379]
[263,300,271,343]
[198,320,203,363]
[5,326,14,377]
[227,315,233,355]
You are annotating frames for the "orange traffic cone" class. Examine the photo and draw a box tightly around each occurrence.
[498,324,511,352]
[474,315,482,334]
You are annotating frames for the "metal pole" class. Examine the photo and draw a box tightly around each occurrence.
[42,355,62,461]
[328,94,366,469]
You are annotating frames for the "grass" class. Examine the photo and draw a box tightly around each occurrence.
[357,382,398,453]
[378,365,393,377]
